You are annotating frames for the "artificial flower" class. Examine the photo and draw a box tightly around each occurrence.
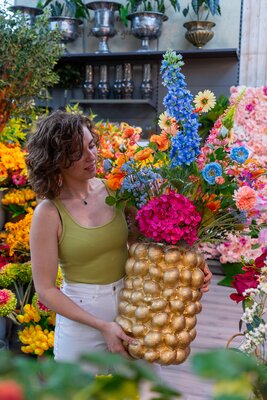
[193,90,216,113]
[234,186,257,211]
[0,288,17,316]
[202,162,223,185]
[230,146,249,163]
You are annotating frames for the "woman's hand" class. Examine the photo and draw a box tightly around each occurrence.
[201,263,212,292]
[100,322,136,358]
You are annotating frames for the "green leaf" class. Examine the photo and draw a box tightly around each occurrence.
[105,195,116,206]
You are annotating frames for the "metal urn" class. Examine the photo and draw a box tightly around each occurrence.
[86,1,121,53]
[9,6,43,26]
[48,16,83,44]
[183,21,216,48]
[127,11,168,52]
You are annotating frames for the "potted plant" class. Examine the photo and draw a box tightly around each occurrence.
[119,0,180,51]
[182,0,221,48]
[38,0,90,44]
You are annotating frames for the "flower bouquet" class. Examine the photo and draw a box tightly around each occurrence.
[102,50,266,365]
[228,249,267,367]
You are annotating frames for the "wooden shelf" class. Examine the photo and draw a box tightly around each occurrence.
[59,48,239,65]
[69,99,156,110]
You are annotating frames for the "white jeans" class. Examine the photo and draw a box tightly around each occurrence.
[54,278,162,378]
[54,278,124,373]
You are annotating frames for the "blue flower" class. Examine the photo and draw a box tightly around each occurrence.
[202,162,223,185]
[161,50,200,166]
[230,146,249,163]
[103,159,113,173]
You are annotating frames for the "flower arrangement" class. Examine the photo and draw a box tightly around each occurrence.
[1,188,37,218]
[0,142,28,189]
[229,249,267,364]
[105,50,266,249]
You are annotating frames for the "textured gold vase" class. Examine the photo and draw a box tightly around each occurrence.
[116,242,205,365]
[183,21,215,48]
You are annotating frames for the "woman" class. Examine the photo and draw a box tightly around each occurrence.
[27,110,212,369]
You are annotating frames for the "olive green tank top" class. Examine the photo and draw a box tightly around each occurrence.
[52,195,128,285]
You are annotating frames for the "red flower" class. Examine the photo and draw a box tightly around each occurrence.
[0,380,24,400]
[230,270,259,303]
[254,249,267,268]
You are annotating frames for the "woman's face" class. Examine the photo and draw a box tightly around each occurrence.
[61,126,97,181]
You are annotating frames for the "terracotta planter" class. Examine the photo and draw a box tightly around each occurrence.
[183,21,216,48]
[116,242,205,365]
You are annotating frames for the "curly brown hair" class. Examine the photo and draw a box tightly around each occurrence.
[26,110,99,199]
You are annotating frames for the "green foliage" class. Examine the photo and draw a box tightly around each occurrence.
[182,0,221,20]
[0,350,180,400]
[198,95,229,144]
[40,0,90,18]
[54,63,83,88]
[191,349,267,400]
[0,6,63,120]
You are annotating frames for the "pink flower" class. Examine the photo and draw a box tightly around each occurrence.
[136,191,201,246]
[246,103,255,112]
[263,86,267,96]
[230,270,259,303]
[215,176,225,184]
[0,289,10,305]
[11,172,27,186]
[234,186,257,211]
[259,228,267,247]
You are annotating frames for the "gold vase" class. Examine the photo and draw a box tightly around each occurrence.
[183,21,216,48]
[116,242,205,365]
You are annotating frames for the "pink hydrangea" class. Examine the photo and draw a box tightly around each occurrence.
[136,191,201,246]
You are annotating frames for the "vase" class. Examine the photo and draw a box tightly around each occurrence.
[217,262,244,287]
[112,65,123,99]
[116,242,205,365]
[9,6,43,26]
[83,65,95,99]
[183,21,216,48]
[122,63,134,99]
[48,16,83,44]
[97,65,110,99]
[86,1,121,53]
[127,12,168,52]
[140,63,153,99]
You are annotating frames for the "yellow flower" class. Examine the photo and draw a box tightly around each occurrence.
[193,90,216,112]
[158,112,178,135]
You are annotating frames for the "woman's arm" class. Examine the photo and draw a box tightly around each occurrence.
[30,201,134,356]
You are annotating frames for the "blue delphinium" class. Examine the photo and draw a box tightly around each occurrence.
[230,146,249,163]
[103,159,113,173]
[121,166,161,208]
[202,162,223,185]
[161,50,201,167]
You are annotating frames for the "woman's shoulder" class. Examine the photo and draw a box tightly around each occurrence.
[33,199,60,221]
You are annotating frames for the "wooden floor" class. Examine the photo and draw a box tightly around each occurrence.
[141,273,243,400]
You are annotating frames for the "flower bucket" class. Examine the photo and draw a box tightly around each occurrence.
[116,242,205,365]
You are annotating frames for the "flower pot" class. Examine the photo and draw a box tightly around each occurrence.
[9,6,43,26]
[116,242,205,365]
[48,16,83,44]
[183,21,216,48]
[127,12,168,52]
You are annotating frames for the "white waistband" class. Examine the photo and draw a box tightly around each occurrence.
[62,277,125,296]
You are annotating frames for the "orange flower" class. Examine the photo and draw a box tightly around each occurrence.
[106,168,125,191]
[133,148,154,162]
[123,126,135,138]
[150,132,169,151]
[205,194,221,213]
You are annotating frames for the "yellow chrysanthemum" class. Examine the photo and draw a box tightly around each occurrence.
[193,90,216,112]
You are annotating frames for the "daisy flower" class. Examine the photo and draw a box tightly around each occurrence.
[194,90,216,112]
[158,111,178,135]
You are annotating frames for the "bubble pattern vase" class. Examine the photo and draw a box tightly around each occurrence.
[116,242,205,365]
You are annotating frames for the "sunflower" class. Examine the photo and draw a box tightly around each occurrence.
[193,90,216,112]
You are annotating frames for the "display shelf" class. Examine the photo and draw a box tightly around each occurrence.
[59,48,239,65]
[69,99,156,110]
